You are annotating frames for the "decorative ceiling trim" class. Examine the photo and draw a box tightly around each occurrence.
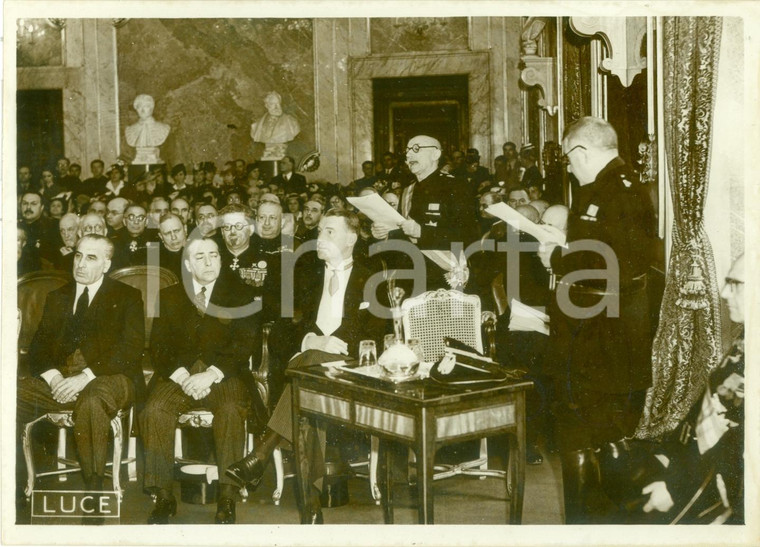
[569,16,647,87]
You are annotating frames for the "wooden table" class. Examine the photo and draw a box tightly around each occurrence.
[288,365,531,524]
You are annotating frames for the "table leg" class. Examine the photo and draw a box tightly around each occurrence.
[509,393,526,524]
[416,408,435,524]
[380,440,394,524]
[290,380,306,519]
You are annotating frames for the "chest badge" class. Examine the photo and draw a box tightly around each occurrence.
[580,204,599,222]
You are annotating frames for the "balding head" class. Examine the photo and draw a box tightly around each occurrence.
[530,199,549,216]
[80,212,107,236]
[405,135,442,181]
[59,213,80,248]
[106,197,128,229]
[516,205,540,223]
[541,205,569,234]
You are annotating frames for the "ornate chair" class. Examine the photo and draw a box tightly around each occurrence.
[20,266,179,498]
[251,322,295,505]
[17,270,70,369]
[22,408,134,500]
[369,289,502,498]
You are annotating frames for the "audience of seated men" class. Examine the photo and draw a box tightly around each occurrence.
[140,237,258,525]
[17,235,145,520]
[18,143,733,528]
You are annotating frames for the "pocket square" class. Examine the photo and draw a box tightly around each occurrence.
[359,301,370,310]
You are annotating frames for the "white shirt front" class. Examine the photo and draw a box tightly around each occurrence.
[105,180,124,195]
[315,258,353,337]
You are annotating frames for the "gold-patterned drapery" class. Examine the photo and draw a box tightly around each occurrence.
[635,17,723,440]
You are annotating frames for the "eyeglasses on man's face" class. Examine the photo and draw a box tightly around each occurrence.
[724,277,744,292]
[221,222,248,232]
[405,144,439,154]
[126,214,146,222]
[561,144,586,162]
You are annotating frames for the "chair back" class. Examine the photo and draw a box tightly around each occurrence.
[491,273,509,317]
[109,265,179,347]
[401,289,483,362]
[17,271,71,354]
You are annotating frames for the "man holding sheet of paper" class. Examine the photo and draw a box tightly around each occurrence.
[367,135,478,290]
[536,117,657,523]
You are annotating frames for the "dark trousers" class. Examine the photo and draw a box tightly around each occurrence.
[268,350,339,489]
[139,376,249,492]
[17,375,134,482]
[552,385,646,452]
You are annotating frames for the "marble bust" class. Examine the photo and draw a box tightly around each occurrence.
[125,94,170,164]
[250,91,300,160]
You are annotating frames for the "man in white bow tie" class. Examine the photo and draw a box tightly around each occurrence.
[226,209,387,524]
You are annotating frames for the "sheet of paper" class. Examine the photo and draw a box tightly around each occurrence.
[508,299,550,336]
[485,202,567,246]
[347,193,406,227]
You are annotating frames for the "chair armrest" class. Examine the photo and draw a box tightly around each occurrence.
[252,321,274,409]
[481,311,498,360]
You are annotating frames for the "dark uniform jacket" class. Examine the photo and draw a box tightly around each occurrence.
[111,230,153,271]
[29,278,146,402]
[544,157,656,395]
[404,169,479,250]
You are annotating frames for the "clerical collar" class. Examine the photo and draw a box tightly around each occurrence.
[229,243,249,258]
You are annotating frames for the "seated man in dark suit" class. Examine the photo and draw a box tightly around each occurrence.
[17,235,145,496]
[226,209,386,524]
[139,237,258,525]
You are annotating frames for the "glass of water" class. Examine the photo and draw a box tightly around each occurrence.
[359,340,377,368]
[406,338,425,364]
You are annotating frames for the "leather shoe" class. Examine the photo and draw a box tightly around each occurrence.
[300,508,324,524]
[215,497,236,524]
[147,495,177,524]
[226,454,267,490]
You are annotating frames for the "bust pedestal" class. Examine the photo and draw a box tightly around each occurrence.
[134,146,163,165]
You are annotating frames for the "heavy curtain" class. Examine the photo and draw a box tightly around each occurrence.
[634,17,724,440]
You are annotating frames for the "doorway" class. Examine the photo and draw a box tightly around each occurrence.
[17,89,64,180]
[373,75,468,161]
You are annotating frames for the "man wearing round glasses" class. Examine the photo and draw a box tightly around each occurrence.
[371,135,478,289]
[112,203,151,270]
[537,116,657,524]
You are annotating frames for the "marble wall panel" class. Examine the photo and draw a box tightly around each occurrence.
[16,18,64,67]
[349,51,491,175]
[17,19,120,172]
[370,18,469,55]
[116,18,316,169]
